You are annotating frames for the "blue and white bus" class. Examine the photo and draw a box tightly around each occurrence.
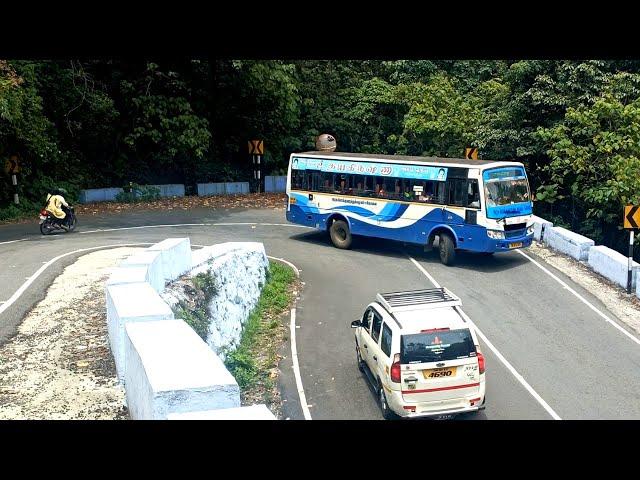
[285,151,534,265]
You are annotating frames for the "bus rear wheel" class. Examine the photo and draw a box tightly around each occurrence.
[438,233,456,266]
[329,219,352,249]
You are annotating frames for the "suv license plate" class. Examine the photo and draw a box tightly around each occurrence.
[423,367,457,379]
[436,414,454,420]
[509,242,523,249]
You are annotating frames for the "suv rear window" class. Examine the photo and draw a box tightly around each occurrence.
[400,329,476,364]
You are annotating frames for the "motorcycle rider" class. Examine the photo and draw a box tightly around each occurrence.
[44,188,72,227]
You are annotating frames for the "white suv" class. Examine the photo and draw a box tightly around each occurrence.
[351,288,486,419]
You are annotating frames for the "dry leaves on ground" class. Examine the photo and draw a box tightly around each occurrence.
[76,193,287,217]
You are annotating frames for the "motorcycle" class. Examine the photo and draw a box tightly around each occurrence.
[39,207,78,235]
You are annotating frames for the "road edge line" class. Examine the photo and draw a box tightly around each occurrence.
[408,255,562,420]
[267,255,311,420]
[516,249,640,347]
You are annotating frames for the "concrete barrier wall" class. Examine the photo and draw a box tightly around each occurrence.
[167,404,275,420]
[531,215,554,242]
[588,245,639,291]
[79,185,185,203]
[147,238,192,283]
[197,182,250,196]
[534,214,639,298]
[544,226,594,261]
[121,250,165,293]
[184,242,268,358]
[105,237,275,419]
[264,176,286,192]
[107,266,148,287]
[124,320,240,420]
[79,188,123,203]
[106,282,174,382]
[149,184,185,197]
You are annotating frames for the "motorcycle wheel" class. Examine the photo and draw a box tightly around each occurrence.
[40,220,55,235]
[68,214,78,232]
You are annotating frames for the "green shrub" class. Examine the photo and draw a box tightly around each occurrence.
[115,182,161,203]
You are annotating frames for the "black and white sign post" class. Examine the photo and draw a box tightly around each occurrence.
[249,140,264,194]
[12,173,18,204]
[5,155,20,205]
[624,205,639,294]
[629,230,635,294]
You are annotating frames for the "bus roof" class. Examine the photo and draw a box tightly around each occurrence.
[294,151,519,168]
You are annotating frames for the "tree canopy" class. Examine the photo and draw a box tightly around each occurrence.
[1,59,638,258]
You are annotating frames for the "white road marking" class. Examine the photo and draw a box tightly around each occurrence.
[516,249,640,347]
[290,308,312,420]
[267,256,301,276]
[0,243,152,316]
[80,222,313,234]
[408,256,562,420]
[3,228,312,420]
[266,255,310,420]
[0,238,26,245]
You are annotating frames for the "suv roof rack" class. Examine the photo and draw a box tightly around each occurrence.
[376,288,462,314]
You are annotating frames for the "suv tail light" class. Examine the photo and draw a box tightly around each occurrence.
[476,349,485,374]
[390,353,401,383]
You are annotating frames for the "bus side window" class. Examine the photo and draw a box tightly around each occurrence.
[447,178,466,206]
[467,179,480,208]
[434,181,447,204]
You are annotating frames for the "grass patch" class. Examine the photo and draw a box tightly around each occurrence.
[172,270,218,341]
[223,260,297,410]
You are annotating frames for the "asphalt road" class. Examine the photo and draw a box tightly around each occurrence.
[2,207,640,420]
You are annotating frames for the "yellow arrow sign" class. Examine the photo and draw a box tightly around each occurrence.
[248,140,264,155]
[4,155,20,174]
[624,205,640,229]
[465,147,478,160]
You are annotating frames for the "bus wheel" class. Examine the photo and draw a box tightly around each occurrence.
[330,220,352,249]
[438,233,456,266]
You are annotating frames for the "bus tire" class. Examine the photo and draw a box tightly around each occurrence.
[438,233,456,266]
[329,220,352,249]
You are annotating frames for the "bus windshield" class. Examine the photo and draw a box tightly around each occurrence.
[484,177,529,207]
[482,167,532,218]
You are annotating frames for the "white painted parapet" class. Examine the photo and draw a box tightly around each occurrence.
[106,266,148,287]
[106,282,174,382]
[167,404,276,420]
[588,245,639,291]
[147,238,192,282]
[124,320,241,420]
[530,215,554,242]
[187,242,269,358]
[120,250,165,293]
[544,226,594,261]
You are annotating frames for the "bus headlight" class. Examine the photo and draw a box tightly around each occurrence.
[487,229,505,240]
[527,225,534,235]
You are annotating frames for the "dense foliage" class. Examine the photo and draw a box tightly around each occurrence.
[1,59,638,257]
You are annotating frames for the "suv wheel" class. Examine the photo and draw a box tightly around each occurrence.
[356,343,365,372]
[379,385,398,420]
